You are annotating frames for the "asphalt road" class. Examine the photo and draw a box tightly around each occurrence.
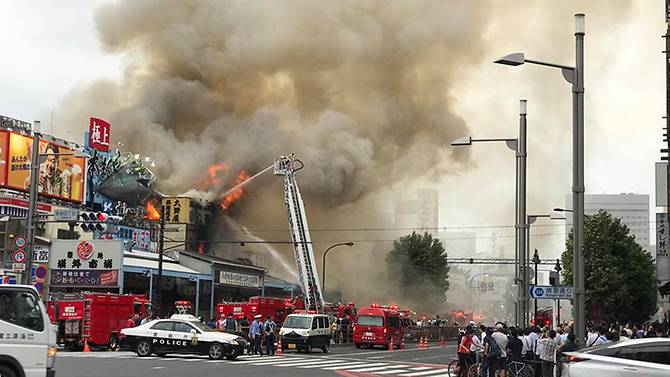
[56,342,458,377]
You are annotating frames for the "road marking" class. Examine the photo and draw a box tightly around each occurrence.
[335,345,455,357]
[297,361,359,368]
[322,362,371,370]
[232,357,298,364]
[398,369,450,376]
[408,367,433,371]
[274,359,345,367]
[151,367,164,370]
[346,365,399,373]
[235,357,310,365]
[376,369,411,375]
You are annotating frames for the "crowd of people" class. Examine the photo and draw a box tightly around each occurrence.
[456,320,669,377]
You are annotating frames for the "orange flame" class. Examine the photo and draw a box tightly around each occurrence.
[197,163,228,191]
[221,170,250,210]
[145,201,161,220]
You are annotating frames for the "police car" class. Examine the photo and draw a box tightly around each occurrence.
[120,314,246,360]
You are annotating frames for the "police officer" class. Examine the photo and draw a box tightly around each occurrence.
[250,315,263,356]
[263,315,276,356]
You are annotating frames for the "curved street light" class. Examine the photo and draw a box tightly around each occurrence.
[322,242,354,295]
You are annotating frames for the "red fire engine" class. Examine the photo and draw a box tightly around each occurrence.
[323,302,357,320]
[215,296,305,324]
[353,304,404,349]
[47,293,152,350]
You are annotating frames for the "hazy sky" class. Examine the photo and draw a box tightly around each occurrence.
[0,0,664,261]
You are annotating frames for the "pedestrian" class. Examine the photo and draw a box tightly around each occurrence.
[481,328,501,377]
[125,316,135,329]
[527,327,539,360]
[556,333,578,377]
[133,313,141,327]
[491,323,508,376]
[224,313,238,334]
[263,315,276,356]
[539,330,558,377]
[457,328,474,377]
[507,327,523,362]
[587,326,606,347]
[250,314,264,356]
[619,329,629,341]
[139,313,151,325]
[216,313,226,331]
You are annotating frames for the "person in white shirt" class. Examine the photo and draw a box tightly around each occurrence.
[560,325,570,344]
[491,323,509,358]
[518,331,528,355]
[585,325,597,347]
[527,327,540,358]
[587,326,607,347]
[619,329,630,341]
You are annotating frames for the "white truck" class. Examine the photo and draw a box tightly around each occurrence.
[0,285,57,377]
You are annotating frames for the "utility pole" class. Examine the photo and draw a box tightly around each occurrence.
[664,1,670,234]
[154,202,165,315]
[518,100,528,327]
[23,121,41,285]
[572,14,586,347]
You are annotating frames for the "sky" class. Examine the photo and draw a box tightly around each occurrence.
[0,0,664,263]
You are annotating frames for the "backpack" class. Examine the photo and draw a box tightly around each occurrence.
[488,338,501,358]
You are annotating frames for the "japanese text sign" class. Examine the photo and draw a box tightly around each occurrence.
[89,117,111,152]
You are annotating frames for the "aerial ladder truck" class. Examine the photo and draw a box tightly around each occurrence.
[273,154,325,313]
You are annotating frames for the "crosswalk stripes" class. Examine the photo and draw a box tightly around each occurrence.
[58,352,453,376]
[397,368,451,376]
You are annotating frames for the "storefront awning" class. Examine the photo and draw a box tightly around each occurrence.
[123,257,211,280]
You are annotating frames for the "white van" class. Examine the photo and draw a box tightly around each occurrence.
[279,313,331,353]
[0,285,57,377]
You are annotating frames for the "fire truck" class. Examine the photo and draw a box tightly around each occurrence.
[47,292,152,350]
[215,296,305,324]
[274,155,325,312]
[324,302,357,320]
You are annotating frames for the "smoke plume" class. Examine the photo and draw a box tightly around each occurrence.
[53,0,640,312]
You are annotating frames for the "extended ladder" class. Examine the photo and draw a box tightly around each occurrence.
[274,155,324,312]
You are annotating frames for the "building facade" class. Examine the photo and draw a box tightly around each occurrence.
[565,193,650,252]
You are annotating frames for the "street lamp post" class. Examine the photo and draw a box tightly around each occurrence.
[321,242,354,296]
[495,14,585,346]
[555,258,563,325]
[452,100,527,327]
[532,249,541,323]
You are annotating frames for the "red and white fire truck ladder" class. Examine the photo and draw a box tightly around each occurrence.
[274,154,325,313]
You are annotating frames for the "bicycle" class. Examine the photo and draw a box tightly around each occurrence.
[447,357,480,377]
[506,359,534,377]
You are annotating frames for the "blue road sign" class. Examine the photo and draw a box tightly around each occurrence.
[529,285,573,300]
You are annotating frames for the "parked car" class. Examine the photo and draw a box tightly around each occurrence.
[562,338,670,377]
[120,314,247,360]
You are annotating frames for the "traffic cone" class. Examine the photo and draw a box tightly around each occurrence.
[400,335,405,349]
[419,336,425,349]
[83,338,91,353]
[389,337,394,352]
[276,337,283,355]
[422,337,428,349]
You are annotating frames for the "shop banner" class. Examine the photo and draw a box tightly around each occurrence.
[162,197,190,224]
[5,132,86,202]
[49,240,122,287]
[218,271,261,288]
[58,301,85,320]
[50,270,119,288]
[89,117,111,152]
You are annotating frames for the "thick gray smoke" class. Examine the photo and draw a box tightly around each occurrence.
[53,0,639,311]
[82,0,486,204]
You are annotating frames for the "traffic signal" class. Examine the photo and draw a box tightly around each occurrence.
[80,212,122,233]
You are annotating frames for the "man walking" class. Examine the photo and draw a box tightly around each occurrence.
[263,315,277,356]
[539,330,558,377]
[224,313,237,334]
[250,314,264,356]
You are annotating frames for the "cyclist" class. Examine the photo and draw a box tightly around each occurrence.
[457,328,475,376]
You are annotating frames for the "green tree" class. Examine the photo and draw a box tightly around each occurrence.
[561,210,656,324]
[386,232,450,311]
